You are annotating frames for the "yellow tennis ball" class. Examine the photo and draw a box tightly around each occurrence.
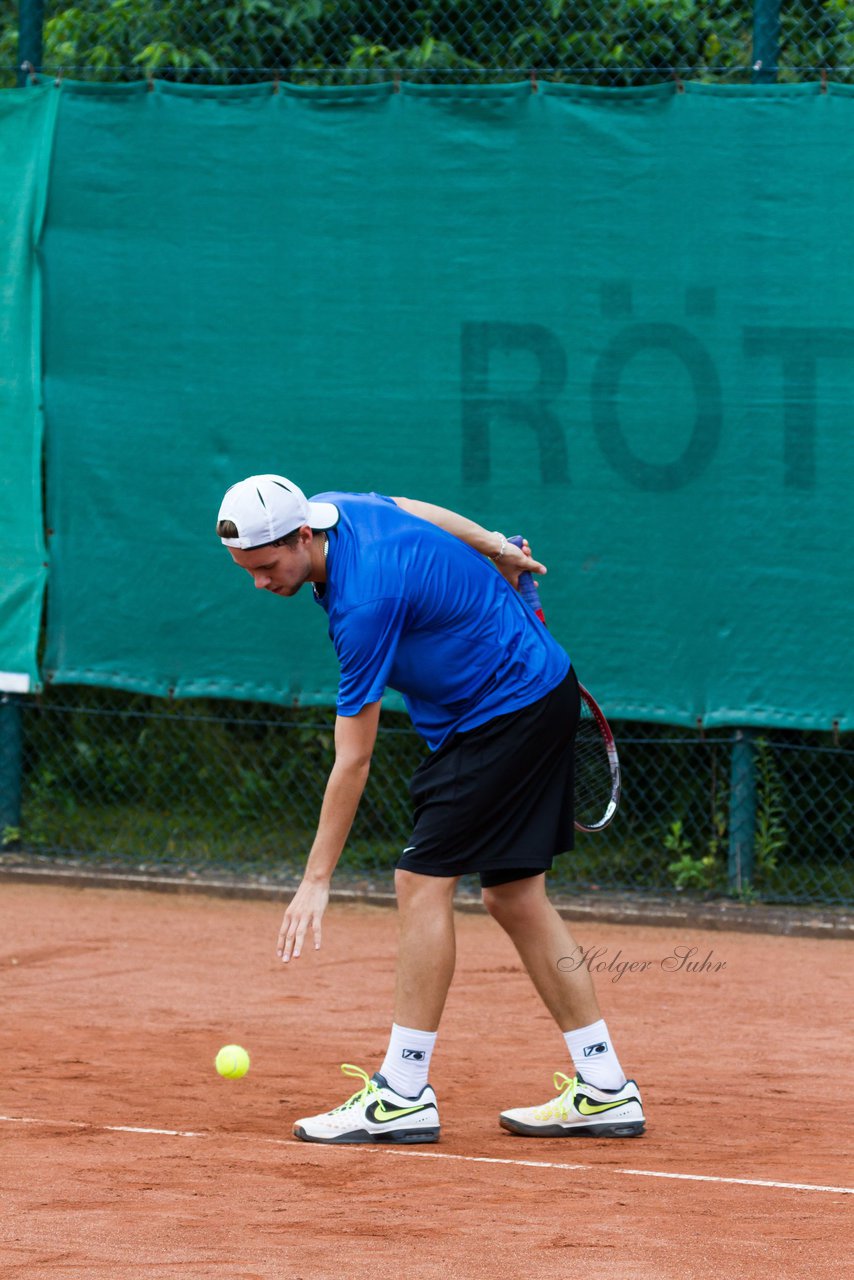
[215,1044,250,1079]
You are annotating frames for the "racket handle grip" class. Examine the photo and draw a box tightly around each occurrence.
[508,535,546,623]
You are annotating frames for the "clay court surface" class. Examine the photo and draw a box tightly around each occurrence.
[1,883,851,1279]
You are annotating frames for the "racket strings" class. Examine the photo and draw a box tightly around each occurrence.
[575,708,615,828]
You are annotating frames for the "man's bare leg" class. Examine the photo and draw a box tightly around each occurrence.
[483,874,645,1135]
[392,868,459,1029]
[481,873,601,1029]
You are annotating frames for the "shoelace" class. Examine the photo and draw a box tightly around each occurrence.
[533,1071,579,1121]
[330,1063,378,1113]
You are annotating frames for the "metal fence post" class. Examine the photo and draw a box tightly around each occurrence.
[752,0,780,83]
[0,694,24,843]
[17,0,45,85]
[728,729,757,893]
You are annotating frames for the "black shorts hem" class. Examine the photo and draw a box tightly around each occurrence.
[479,865,552,888]
[396,861,552,889]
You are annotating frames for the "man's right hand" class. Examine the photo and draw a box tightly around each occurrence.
[496,536,546,590]
[277,878,330,962]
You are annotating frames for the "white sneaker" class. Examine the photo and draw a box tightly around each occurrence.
[294,1063,440,1145]
[500,1072,645,1137]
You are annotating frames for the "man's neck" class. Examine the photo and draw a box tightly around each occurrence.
[309,531,328,584]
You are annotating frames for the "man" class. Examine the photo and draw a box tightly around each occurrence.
[216,474,645,1143]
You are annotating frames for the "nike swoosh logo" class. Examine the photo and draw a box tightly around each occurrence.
[577,1096,631,1116]
[402,847,417,854]
[365,1101,430,1124]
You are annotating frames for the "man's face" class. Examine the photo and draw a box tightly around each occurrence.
[227,527,314,597]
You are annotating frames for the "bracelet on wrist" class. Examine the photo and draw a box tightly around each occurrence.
[489,532,508,561]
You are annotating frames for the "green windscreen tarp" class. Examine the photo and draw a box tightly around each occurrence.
[40,80,853,728]
[0,86,57,693]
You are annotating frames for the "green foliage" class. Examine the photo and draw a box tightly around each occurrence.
[3,0,851,84]
[0,0,17,83]
[664,736,790,894]
[665,818,725,891]
[663,817,692,859]
[706,805,728,859]
[752,736,788,880]
[2,825,21,847]
[667,850,723,891]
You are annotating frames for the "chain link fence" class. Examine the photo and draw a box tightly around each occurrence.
[3,2,854,86]
[1,687,850,906]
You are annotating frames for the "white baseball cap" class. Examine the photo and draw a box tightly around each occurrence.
[217,475,339,550]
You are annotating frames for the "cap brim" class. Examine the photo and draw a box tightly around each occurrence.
[307,501,339,530]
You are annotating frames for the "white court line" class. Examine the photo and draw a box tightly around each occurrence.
[106,1124,207,1137]
[0,1115,205,1139]
[377,1146,854,1194]
[2,1113,851,1196]
[616,1167,854,1193]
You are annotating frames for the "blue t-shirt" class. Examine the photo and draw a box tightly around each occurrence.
[312,492,570,750]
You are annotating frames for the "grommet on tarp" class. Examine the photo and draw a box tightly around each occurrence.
[820,67,828,94]
[696,716,705,742]
[393,70,401,94]
[832,718,840,746]
[54,67,64,88]
[672,71,685,93]
[530,69,538,94]
[20,60,37,85]
[146,71,154,93]
[272,73,280,95]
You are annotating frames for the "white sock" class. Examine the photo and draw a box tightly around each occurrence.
[379,1024,437,1098]
[563,1019,626,1091]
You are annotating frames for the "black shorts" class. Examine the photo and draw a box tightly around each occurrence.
[397,668,580,888]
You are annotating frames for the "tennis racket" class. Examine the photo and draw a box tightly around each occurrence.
[508,535,621,832]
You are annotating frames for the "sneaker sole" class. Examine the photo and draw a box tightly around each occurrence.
[500,1116,645,1138]
[293,1125,440,1145]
